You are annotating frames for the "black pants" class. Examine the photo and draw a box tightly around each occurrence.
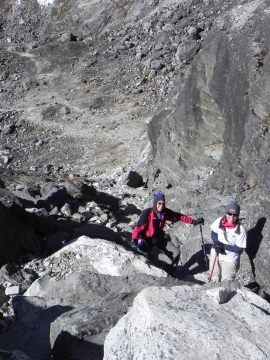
[139,237,180,266]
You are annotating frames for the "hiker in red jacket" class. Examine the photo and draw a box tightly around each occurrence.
[131,193,204,273]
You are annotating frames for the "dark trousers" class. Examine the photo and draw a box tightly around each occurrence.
[140,237,180,266]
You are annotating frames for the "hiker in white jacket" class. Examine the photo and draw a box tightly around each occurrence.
[209,202,247,282]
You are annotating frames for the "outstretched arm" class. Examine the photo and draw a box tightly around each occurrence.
[164,208,193,224]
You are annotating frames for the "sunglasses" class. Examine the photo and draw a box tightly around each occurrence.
[227,212,238,217]
[157,201,165,205]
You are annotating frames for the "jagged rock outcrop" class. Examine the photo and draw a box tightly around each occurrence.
[148,0,270,190]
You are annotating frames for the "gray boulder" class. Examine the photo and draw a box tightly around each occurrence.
[175,39,201,64]
[104,285,270,359]
[37,184,70,211]
[50,293,136,360]
[25,236,167,282]
[65,179,96,200]
[24,270,182,304]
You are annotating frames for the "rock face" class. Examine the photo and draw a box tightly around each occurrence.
[146,0,270,295]
[148,0,270,190]
[104,285,270,359]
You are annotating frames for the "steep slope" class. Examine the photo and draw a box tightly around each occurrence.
[147,0,270,295]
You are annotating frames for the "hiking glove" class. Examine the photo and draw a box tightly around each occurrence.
[193,217,204,226]
[215,240,224,247]
[214,244,225,254]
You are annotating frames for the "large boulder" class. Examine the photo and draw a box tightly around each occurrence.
[50,293,136,360]
[65,179,96,200]
[104,285,270,359]
[24,270,183,303]
[25,236,167,282]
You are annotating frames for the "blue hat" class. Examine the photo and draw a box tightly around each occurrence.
[153,193,165,211]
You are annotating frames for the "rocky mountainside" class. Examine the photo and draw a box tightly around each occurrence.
[0,0,270,359]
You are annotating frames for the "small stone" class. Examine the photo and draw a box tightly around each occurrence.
[206,287,229,304]
[100,214,108,224]
[60,106,70,115]
[49,207,59,216]
[43,164,53,175]
[106,220,118,228]
[149,70,156,79]
[72,213,86,222]
[2,125,15,135]
[84,58,97,67]
[36,140,44,147]
[61,203,72,217]
[5,286,20,296]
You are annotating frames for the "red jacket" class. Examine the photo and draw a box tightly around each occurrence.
[132,207,193,241]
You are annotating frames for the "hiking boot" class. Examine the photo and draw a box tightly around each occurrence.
[161,264,177,277]
[137,246,149,256]
[129,239,137,250]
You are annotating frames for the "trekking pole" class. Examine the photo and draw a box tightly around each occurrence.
[208,253,218,282]
[199,224,208,269]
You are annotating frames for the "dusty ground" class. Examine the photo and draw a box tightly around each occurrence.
[0,39,155,175]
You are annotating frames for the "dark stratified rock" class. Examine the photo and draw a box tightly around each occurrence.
[126,170,144,188]
[0,191,35,267]
[65,179,96,200]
